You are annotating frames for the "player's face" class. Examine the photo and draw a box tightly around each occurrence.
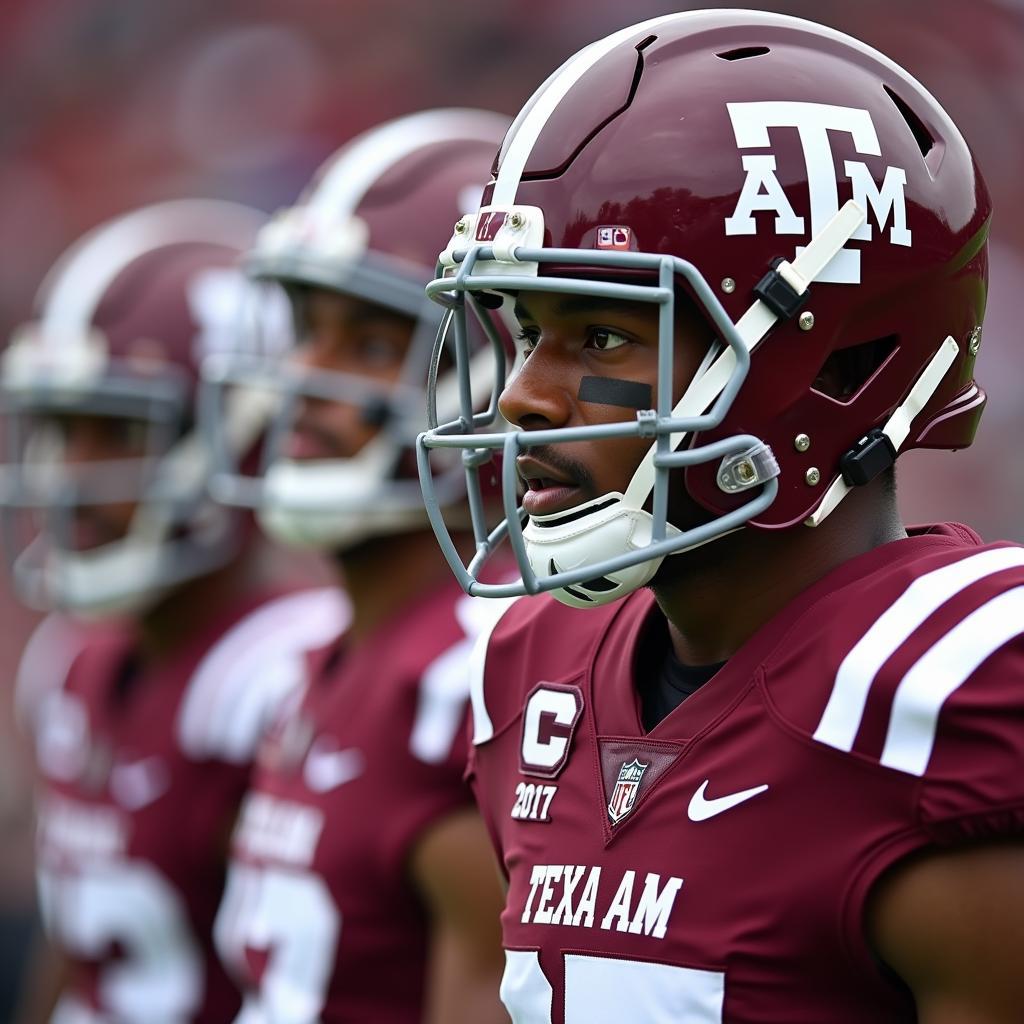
[285,289,415,461]
[37,413,146,550]
[499,291,711,518]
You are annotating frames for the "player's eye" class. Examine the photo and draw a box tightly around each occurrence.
[515,328,540,357]
[356,333,406,369]
[587,327,630,352]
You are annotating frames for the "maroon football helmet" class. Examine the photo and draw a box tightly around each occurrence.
[0,199,272,615]
[418,10,991,608]
[201,108,509,551]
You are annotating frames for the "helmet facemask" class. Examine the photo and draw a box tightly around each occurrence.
[0,355,236,618]
[0,199,269,617]
[418,202,880,607]
[199,108,511,554]
[201,286,481,552]
[417,12,990,608]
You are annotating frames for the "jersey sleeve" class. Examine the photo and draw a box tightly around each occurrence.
[380,594,521,866]
[914,624,1024,844]
[176,588,349,764]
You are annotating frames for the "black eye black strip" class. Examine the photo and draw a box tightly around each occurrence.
[577,375,653,410]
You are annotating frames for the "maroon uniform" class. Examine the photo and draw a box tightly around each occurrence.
[216,579,489,1024]
[17,588,347,1024]
[469,524,1024,1023]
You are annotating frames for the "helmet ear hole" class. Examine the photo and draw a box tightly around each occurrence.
[811,335,899,404]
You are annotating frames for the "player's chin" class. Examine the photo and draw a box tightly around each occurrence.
[67,516,128,552]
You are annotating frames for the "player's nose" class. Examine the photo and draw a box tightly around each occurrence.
[498,346,575,432]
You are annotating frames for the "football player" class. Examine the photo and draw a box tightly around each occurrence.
[416,12,1024,1023]
[5,200,348,1024]
[202,109,510,1023]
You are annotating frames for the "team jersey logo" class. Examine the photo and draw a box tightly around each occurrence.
[724,100,912,284]
[607,758,649,824]
[520,683,584,779]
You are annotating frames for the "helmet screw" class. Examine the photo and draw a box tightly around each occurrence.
[805,467,821,486]
[794,433,811,453]
[508,212,525,230]
[968,326,982,356]
[721,277,736,294]
[798,311,815,332]
[454,217,469,235]
[735,459,756,484]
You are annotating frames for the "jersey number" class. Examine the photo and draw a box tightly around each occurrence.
[501,949,725,1023]
[38,860,203,1019]
[215,863,340,1024]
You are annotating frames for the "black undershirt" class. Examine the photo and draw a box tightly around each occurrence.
[639,650,725,732]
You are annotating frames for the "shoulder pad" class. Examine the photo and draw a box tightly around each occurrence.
[177,587,349,762]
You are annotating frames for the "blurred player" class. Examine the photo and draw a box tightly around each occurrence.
[203,109,510,1023]
[4,200,347,1024]
[417,12,1024,1023]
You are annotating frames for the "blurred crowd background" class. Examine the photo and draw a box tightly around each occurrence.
[0,0,1021,1015]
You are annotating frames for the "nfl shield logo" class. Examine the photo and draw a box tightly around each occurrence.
[607,758,649,824]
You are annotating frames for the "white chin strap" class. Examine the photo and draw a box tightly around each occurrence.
[258,438,427,551]
[527,202,871,610]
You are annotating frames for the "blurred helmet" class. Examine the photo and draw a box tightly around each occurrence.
[418,10,991,608]
[201,107,509,551]
[0,199,272,616]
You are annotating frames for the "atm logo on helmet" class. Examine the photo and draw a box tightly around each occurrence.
[724,101,912,285]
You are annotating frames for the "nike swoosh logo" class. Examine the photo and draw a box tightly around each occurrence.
[687,779,769,822]
[303,744,363,793]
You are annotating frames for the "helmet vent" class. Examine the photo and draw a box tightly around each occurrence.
[883,85,934,158]
[812,335,899,405]
[716,46,770,61]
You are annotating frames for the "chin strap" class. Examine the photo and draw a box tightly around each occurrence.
[805,334,959,527]
[622,200,868,512]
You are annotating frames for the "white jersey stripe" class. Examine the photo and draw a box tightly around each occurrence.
[813,547,1024,753]
[491,15,684,207]
[311,108,509,226]
[881,585,1024,776]
[177,588,349,763]
[467,596,522,745]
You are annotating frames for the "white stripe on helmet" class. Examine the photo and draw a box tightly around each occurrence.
[38,200,265,340]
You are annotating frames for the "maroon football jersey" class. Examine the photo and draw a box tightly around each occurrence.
[468,524,1024,1023]
[17,588,348,1024]
[216,578,491,1023]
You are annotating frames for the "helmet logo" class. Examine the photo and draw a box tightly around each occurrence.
[596,225,632,251]
[724,101,912,284]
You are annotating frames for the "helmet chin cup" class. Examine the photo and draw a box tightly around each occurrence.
[46,543,168,620]
[258,455,429,552]
[523,494,673,608]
